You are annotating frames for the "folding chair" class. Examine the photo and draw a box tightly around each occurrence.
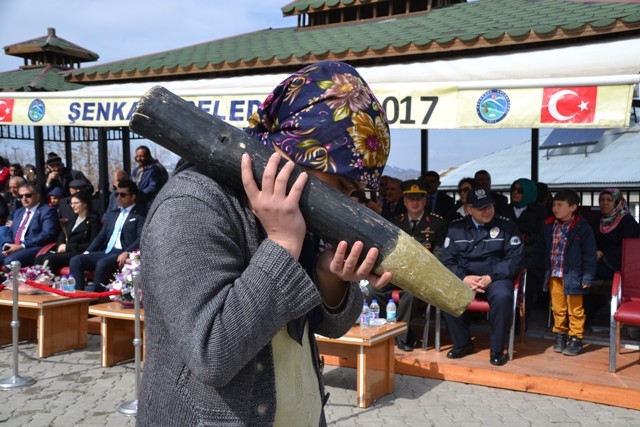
[432,269,527,360]
[609,238,640,372]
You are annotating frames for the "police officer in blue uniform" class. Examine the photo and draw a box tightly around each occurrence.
[368,179,447,351]
[441,185,523,366]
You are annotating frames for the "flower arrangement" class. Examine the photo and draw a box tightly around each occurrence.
[3,264,55,294]
[106,250,141,304]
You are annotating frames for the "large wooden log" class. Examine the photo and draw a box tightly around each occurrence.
[129,86,473,316]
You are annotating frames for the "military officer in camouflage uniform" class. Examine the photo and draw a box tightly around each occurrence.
[368,179,447,351]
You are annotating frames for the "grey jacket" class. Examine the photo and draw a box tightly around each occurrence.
[137,168,362,426]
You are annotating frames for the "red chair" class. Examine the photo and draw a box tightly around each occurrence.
[34,242,58,272]
[1,242,57,273]
[609,238,640,372]
[433,269,527,360]
[59,266,94,282]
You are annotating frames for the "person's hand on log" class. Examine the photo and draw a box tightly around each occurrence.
[315,240,393,307]
[241,152,308,260]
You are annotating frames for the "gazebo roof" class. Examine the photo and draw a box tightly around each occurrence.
[4,27,99,69]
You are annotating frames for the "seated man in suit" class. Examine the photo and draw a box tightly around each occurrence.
[69,179,146,292]
[421,171,456,223]
[0,183,60,267]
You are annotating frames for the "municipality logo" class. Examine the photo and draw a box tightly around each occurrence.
[476,89,510,124]
[28,99,45,122]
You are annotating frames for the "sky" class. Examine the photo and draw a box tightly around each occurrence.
[0,0,528,174]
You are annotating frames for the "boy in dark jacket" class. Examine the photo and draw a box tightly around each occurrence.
[543,190,597,356]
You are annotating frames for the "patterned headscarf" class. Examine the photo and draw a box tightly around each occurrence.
[599,187,629,234]
[244,61,390,189]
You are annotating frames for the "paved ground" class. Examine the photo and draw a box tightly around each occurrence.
[1,333,639,426]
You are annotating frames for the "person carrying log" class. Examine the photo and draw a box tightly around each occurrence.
[137,61,394,426]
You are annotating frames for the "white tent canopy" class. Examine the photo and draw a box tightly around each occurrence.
[2,37,639,129]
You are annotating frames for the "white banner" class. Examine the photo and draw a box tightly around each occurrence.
[0,82,632,129]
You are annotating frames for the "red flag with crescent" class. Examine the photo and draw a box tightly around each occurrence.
[540,87,597,124]
[0,99,14,123]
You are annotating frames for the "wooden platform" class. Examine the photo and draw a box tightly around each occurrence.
[398,332,640,410]
[323,307,640,410]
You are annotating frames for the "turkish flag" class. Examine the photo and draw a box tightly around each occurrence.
[540,87,598,124]
[0,99,14,123]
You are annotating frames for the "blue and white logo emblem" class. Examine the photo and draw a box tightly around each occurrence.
[476,89,510,124]
[28,99,45,122]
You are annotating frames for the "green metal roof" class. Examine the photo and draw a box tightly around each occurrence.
[282,0,370,14]
[66,0,640,85]
[0,67,85,92]
[3,28,99,63]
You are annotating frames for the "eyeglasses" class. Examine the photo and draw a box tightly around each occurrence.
[115,192,131,198]
[511,187,523,194]
[458,188,470,194]
[18,194,33,199]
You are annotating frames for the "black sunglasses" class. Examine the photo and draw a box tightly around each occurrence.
[115,192,131,197]
[18,193,33,199]
[511,187,523,194]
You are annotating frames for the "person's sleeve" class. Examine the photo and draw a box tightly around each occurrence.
[26,207,60,247]
[0,198,8,223]
[581,224,598,285]
[86,218,108,252]
[141,166,162,196]
[142,191,325,387]
[621,215,640,239]
[441,228,466,279]
[124,213,145,252]
[432,219,447,260]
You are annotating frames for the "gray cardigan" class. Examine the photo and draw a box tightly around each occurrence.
[137,168,362,426]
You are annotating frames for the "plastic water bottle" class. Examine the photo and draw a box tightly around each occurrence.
[67,274,76,291]
[370,299,380,321]
[360,302,371,328]
[386,298,397,324]
[60,275,73,293]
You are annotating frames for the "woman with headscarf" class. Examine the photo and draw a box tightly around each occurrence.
[138,61,393,426]
[506,178,547,328]
[594,188,640,279]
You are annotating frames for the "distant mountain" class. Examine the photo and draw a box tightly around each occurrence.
[383,165,421,180]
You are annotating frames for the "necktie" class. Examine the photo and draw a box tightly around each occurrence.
[426,196,433,213]
[410,219,418,234]
[14,209,31,245]
[105,209,126,253]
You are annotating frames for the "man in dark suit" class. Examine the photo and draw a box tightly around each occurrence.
[474,169,510,217]
[380,178,406,220]
[0,183,60,267]
[69,179,146,291]
[421,171,456,222]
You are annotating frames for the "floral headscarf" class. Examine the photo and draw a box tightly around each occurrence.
[599,187,629,234]
[244,61,390,189]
